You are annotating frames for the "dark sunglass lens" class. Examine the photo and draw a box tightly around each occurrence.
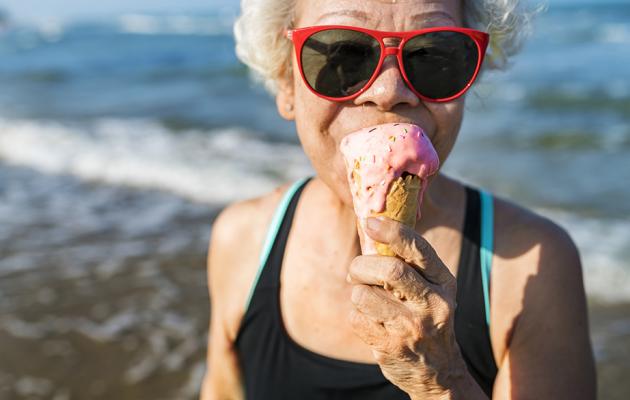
[402,31,478,99]
[301,29,380,97]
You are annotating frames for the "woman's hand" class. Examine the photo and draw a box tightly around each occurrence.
[347,216,479,399]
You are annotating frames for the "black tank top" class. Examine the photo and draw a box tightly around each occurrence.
[235,178,498,399]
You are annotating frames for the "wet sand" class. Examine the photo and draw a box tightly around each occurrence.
[0,243,211,400]
[588,301,630,400]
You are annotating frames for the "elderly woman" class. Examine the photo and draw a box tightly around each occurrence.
[201,0,596,398]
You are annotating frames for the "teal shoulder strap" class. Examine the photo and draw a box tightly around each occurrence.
[479,189,494,327]
[243,177,309,312]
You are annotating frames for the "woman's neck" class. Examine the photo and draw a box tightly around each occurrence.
[417,172,461,233]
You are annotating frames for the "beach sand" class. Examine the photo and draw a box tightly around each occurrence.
[0,246,211,400]
[588,301,630,400]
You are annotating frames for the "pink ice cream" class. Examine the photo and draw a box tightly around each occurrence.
[340,123,440,253]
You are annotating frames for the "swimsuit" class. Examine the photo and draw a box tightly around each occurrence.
[235,177,498,399]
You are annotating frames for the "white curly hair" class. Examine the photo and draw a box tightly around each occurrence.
[234,0,545,94]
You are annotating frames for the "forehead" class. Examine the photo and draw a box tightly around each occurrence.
[295,0,463,29]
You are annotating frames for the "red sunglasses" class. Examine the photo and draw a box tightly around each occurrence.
[286,25,489,103]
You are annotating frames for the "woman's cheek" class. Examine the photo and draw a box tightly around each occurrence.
[425,100,465,163]
[295,123,353,205]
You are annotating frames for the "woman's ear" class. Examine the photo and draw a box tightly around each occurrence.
[276,74,296,121]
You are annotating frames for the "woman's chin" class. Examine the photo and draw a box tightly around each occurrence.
[316,172,355,209]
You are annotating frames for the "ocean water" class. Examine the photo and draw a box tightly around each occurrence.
[0,2,629,399]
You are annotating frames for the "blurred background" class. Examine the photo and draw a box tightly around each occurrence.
[0,0,628,399]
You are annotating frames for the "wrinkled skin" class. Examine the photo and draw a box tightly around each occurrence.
[348,216,467,398]
[275,0,477,397]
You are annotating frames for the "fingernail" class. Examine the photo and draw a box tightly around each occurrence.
[367,217,383,231]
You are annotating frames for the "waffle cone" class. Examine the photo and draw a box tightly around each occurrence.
[372,174,421,256]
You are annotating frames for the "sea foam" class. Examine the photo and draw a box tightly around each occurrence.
[0,117,313,204]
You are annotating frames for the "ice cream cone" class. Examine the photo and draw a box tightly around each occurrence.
[372,173,421,256]
[340,122,439,256]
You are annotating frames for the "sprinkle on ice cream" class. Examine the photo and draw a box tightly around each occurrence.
[340,122,440,220]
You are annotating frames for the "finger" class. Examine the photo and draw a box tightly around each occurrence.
[365,217,455,286]
[348,308,387,348]
[349,256,433,302]
[351,284,407,321]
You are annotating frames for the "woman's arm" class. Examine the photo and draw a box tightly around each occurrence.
[200,300,244,400]
[492,221,596,399]
[199,187,290,400]
[200,207,247,400]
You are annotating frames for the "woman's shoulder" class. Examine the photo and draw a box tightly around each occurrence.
[491,192,578,259]
[209,180,297,276]
[488,190,581,289]
[211,182,294,253]
[486,190,584,365]
[207,181,296,339]
[455,179,577,258]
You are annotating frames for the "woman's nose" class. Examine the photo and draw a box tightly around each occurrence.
[353,55,420,111]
